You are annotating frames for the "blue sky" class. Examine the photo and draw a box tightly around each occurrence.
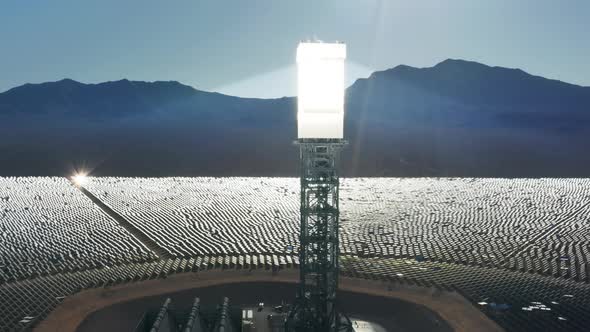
[1,0,588,97]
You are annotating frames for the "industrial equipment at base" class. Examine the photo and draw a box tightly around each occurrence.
[134,297,236,332]
[285,139,352,332]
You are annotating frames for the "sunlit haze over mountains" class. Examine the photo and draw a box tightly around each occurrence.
[1,0,589,97]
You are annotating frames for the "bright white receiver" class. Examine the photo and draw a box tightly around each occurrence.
[297,42,346,139]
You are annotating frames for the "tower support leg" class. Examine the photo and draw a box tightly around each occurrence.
[286,139,352,332]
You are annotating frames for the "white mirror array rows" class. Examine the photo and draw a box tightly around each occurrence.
[1,177,590,331]
[0,177,157,282]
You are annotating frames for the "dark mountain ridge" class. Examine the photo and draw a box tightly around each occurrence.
[0,59,588,177]
[368,59,589,110]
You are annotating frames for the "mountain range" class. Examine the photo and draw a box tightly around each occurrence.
[1,59,589,177]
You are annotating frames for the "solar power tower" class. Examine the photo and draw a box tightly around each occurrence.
[286,42,353,332]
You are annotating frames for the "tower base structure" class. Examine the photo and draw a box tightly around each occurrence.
[286,138,353,332]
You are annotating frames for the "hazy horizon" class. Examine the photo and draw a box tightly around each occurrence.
[3,57,589,99]
[1,0,589,98]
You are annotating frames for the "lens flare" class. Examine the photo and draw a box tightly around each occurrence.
[72,174,88,186]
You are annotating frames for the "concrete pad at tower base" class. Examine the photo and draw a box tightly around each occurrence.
[351,319,386,332]
[241,305,288,332]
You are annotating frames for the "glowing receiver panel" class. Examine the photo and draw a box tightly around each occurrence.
[297,42,346,139]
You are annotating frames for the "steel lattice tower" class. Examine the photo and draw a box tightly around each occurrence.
[286,138,352,332]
